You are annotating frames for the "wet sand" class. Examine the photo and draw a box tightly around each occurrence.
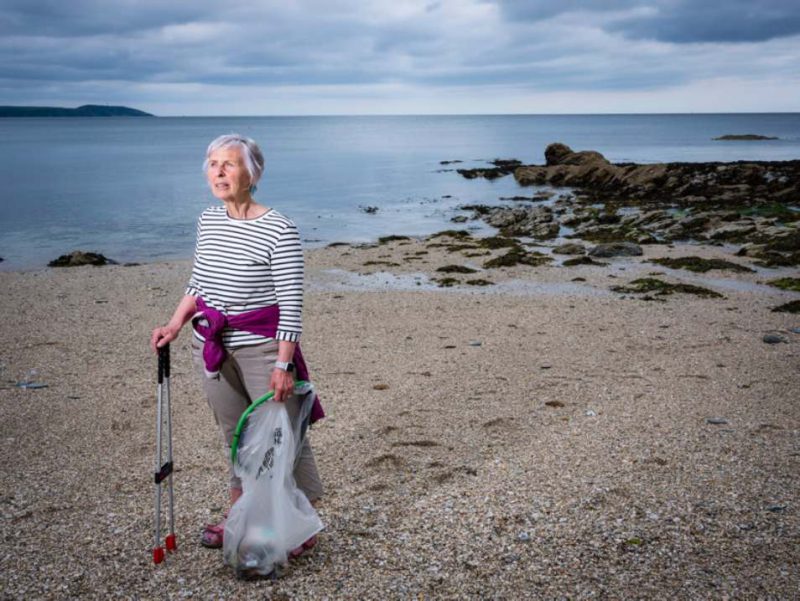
[1,239,798,599]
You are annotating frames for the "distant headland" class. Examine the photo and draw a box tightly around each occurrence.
[0,104,154,117]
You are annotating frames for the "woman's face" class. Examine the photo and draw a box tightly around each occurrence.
[206,146,252,202]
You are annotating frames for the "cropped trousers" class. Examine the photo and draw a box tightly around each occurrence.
[191,338,323,502]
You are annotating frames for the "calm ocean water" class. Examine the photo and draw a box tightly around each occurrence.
[1,113,799,270]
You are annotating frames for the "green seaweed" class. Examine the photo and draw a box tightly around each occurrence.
[428,229,473,240]
[649,256,754,273]
[771,300,800,313]
[436,264,478,274]
[478,236,519,249]
[362,260,401,267]
[611,277,723,298]
[465,279,494,286]
[433,277,459,287]
[767,277,800,292]
[378,235,411,244]
[483,247,552,268]
[740,203,800,222]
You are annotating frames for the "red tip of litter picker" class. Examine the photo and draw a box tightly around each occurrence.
[153,547,165,564]
[166,534,177,552]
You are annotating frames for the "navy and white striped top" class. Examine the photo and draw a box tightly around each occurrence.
[185,206,304,348]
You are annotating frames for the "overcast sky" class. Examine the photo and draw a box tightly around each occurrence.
[1,0,798,115]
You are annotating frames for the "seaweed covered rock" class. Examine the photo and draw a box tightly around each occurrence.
[588,242,643,258]
[49,251,116,267]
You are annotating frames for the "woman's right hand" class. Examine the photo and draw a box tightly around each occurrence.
[150,324,180,353]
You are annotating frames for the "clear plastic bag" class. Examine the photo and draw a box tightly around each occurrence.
[223,382,323,579]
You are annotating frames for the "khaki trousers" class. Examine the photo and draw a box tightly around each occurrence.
[191,338,323,501]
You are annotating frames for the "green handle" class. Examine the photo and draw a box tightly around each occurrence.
[230,381,309,464]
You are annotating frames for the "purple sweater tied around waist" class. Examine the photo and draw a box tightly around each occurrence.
[192,297,324,424]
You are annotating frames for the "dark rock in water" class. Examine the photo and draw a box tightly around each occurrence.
[378,235,411,244]
[451,215,469,223]
[771,300,800,314]
[588,242,643,258]
[713,134,778,141]
[457,159,521,180]
[359,205,379,214]
[490,158,522,169]
[762,333,788,343]
[48,251,116,267]
[649,256,754,273]
[553,242,586,255]
[0,257,4,263]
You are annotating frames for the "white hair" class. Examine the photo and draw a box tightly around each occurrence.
[203,134,265,191]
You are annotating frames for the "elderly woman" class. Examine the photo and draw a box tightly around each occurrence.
[150,134,323,554]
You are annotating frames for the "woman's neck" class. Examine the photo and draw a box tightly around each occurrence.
[224,195,263,219]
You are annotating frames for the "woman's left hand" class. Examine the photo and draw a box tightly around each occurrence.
[270,367,295,403]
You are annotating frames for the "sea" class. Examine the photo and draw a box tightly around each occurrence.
[1,113,799,270]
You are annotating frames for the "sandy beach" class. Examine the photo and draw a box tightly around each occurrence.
[1,237,798,599]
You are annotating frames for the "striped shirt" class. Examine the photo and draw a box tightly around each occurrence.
[185,206,304,348]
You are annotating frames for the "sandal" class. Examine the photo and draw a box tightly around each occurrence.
[200,516,227,549]
[289,535,317,559]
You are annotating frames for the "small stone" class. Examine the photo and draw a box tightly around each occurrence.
[585,409,597,417]
[373,384,389,390]
[706,417,728,425]
[545,400,565,408]
[762,333,788,344]
[468,340,482,347]
[791,327,800,334]
[766,504,787,513]
[517,532,531,542]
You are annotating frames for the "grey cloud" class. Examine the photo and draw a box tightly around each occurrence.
[611,1,800,43]
[497,0,642,21]
[496,0,800,43]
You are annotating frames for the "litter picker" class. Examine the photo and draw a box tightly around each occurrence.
[153,344,177,564]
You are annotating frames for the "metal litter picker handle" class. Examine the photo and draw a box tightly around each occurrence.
[153,344,177,564]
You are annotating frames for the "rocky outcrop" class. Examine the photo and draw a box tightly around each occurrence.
[454,143,800,266]
[512,143,800,209]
